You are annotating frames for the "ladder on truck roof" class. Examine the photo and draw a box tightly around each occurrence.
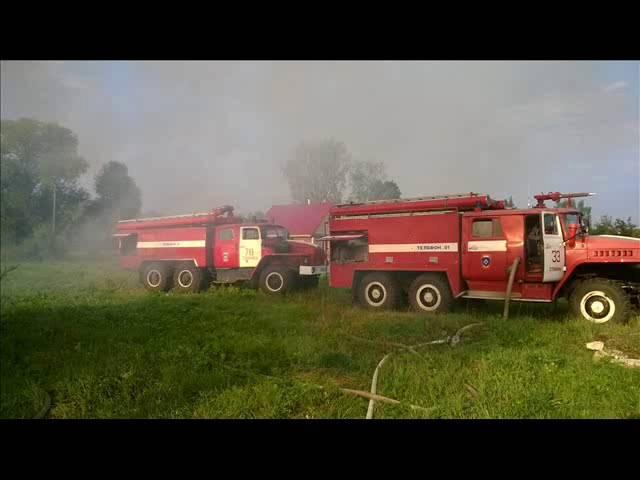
[118,211,214,224]
[332,192,505,218]
[335,192,485,208]
[116,205,237,231]
[118,205,234,225]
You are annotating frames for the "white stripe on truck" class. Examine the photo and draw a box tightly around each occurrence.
[369,243,459,253]
[467,240,507,252]
[137,241,206,248]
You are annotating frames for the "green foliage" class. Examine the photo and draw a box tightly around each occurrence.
[91,161,142,221]
[591,215,639,237]
[1,118,89,248]
[349,160,401,202]
[1,119,143,259]
[1,259,638,419]
[283,139,351,203]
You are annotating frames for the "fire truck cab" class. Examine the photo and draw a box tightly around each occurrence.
[114,206,326,294]
[324,193,640,323]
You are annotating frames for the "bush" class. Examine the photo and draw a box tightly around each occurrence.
[0,224,68,262]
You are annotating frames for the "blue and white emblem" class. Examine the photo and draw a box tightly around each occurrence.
[481,256,491,268]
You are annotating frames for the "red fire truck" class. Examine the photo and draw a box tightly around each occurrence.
[322,192,640,323]
[114,206,326,294]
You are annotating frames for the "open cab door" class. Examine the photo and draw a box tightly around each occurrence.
[542,212,565,282]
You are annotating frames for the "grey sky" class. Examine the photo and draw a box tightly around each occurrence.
[1,60,638,221]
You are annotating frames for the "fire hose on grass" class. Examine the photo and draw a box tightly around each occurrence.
[364,322,484,419]
[503,257,521,320]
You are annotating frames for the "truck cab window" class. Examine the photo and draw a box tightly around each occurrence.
[220,228,234,241]
[263,227,288,240]
[242,228,260,240]
[472,218,503,238]
[544,214,558,235]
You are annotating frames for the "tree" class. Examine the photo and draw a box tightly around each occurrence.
[1,118,88,243]
[91,161,142,221]
[591,216,639,237]
[368,180,401,201]
[349,160,401,202]
[283,139,351,204]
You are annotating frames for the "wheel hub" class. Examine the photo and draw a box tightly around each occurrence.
[416,285,441,311]
[580,290,615,323]
[178,271,193,288]
[147,270,161,288]
[590,301,605,314]
[365,282,387,306]
[266,272,283,291]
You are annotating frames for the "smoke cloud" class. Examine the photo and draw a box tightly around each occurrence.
[2,60,638,221]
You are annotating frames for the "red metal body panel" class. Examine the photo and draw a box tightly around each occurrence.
[123,227,209,271]
[552,234,640,299]
[214,225,240,269]
[329,211,463,295]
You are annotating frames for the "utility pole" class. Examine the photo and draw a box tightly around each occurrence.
[51,181,56,236]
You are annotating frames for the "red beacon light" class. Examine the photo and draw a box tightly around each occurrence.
[533,192,596,208]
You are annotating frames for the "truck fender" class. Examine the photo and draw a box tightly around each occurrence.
[249,256,290,287]
[552,260,591,300]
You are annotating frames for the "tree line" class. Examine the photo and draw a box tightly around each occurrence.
[554,199,639,237]
[1,118,142,259]
[2,121,636,261]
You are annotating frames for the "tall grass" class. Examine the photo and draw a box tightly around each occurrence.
[1,258,638,419]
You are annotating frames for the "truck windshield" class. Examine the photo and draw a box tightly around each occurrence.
[262,226,288,240]
[562,212,584,237]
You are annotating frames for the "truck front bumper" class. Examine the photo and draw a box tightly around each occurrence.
[299,265,327,276]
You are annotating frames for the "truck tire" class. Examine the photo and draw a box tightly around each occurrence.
[141,262,173,292]
[408,273,454,314]
[357,272,399,310]
[569,278,632,324]
[173,262,204,294]
[259,265,294,295]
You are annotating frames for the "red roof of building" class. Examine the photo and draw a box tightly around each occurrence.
[265,203,334,236]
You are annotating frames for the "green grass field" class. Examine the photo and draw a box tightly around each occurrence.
[1,258,639,419]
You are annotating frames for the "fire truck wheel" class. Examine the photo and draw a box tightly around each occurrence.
[141,262,173,292]
[358,273,399,310]
[259,265,293,295]
[408,274,453,314]
[172,262,203,293]
[569,278,631,324]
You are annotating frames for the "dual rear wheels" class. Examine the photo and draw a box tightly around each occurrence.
[141,262,309,296]
[141,262,204,293]
[357,272,453,314]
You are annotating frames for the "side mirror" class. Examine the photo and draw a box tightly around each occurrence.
[567,223,579,248]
